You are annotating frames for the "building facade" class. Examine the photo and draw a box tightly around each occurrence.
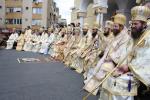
[0,0,5,28]
[71,0,138,28]
[0,0,59,30]
[58,18,67,26]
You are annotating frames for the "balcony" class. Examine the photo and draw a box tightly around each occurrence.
[5,12,22,19]
[32,2,42,8]
[6,24,22,29]
[5,0,22,7]
[32,25,41,30]
[32,14,42,19]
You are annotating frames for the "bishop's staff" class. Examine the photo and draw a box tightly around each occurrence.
[82,29,150,100]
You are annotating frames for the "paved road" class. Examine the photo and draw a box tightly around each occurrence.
[0,49,98,100]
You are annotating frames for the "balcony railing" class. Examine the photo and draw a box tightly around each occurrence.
[5,12,22,19]
[32,14,42,19]
[5,0,22,7]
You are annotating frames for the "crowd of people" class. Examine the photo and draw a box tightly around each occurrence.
[5,3,150,100]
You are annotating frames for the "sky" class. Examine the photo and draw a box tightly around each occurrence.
[54,0,74,24]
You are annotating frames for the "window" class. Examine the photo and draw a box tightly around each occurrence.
[14,19,17,24]
[5,19,13,24]
[6,7,22,13]
[17,19,20,24]
[33,0,43,2]
[32,19,41,25]
[5,19,22,24]
[20,19,22,24]
[6,8,13,13]
[32,8,42,14]
[14,8,22,12]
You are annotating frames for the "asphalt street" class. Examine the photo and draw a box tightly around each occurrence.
[0,49,98,100]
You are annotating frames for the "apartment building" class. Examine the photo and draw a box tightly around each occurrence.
[0,0,60,30]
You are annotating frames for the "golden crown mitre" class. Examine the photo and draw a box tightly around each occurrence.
[105,20,114,29]
[67,26,72,32]
[48,28,53,32]
[83,23,89,29]
[61,28,66,33]
[114,13,126,25]
[93,22,100,29]
[136,0,142,4]
[131,6,150,22]
[74,27,81,33]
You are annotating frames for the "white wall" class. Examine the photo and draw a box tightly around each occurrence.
[41,0,48,28]
[22,0,33,29]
